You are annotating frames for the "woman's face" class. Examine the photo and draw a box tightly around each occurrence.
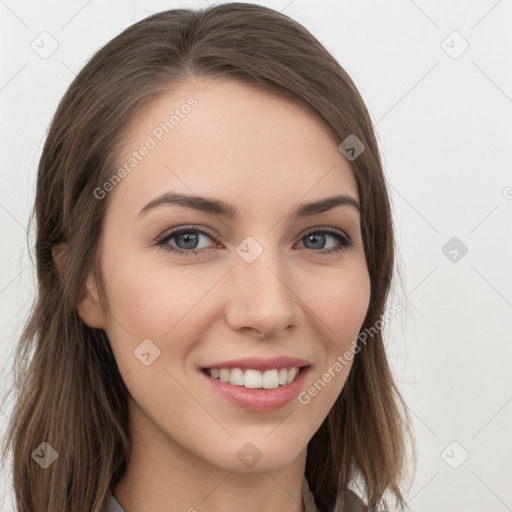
[84,77,371,473]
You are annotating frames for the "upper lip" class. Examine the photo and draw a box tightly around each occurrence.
[202,356,311,372]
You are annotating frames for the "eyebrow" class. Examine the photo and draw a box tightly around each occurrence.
[135,191,361,222]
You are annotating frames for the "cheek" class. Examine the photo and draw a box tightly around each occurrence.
[295,266,370,410]
[99,247,222,372]
[305,262,371,349]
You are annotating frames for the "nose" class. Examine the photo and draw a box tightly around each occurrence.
[224,247,301,338]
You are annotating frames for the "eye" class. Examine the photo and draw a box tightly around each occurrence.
[154,226,353,257]
[297,228,353,255]
[155,226,217,256]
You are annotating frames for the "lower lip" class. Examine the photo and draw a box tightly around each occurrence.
[200,367,310,412]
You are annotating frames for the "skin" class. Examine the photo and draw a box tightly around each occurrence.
[68,77,371,512]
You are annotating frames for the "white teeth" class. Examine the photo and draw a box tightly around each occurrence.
[244,369,262,388]
[229,368,245,386]
[287,367,299,384]
[206,367,302,388]
[262,369,279,389]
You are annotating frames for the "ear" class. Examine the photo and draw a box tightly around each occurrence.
[52,243,107,329]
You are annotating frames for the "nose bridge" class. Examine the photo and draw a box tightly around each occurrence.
[226,237,298,335]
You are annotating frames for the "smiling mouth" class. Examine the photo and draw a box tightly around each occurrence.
[201,366,308,389]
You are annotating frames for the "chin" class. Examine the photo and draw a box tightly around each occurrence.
[199,438,307,474]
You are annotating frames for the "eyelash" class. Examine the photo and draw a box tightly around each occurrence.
[154,225,353,258]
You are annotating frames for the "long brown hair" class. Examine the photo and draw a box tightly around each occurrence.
[1,3,415,511]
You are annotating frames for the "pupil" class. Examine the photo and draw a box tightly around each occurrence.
[179,233,198,249]
[306,234,324,249]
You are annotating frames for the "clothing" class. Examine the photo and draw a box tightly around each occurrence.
[103,476,369,512]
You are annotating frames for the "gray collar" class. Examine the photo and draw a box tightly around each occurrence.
[104,476,321,512]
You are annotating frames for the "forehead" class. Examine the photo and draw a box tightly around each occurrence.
[111,77,359,215]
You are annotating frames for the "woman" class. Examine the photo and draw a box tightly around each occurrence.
[1,3,415,511]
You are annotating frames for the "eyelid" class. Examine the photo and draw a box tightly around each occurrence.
[305,225,351,240]
[155,224,217,242]
[155,224,352,245]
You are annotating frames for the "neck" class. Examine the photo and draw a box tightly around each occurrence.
[113,397,307,512]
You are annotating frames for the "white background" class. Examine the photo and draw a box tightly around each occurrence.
[1,1,511,511]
